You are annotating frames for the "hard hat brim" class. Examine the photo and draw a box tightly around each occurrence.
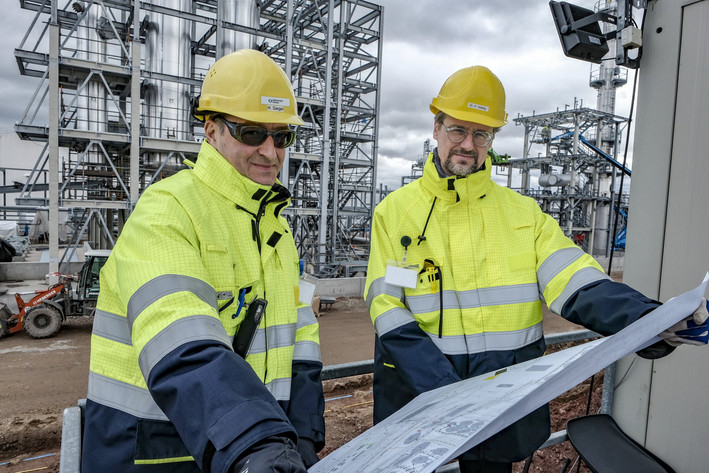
[430,104,508,129]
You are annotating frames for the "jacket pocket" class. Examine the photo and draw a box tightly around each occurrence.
[134,419,194,464]
[201,244,236,301]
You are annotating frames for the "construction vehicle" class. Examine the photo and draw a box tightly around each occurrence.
[0,249,110,339]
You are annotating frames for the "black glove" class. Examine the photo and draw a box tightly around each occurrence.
[636,339,676,359]
[296,438,320,468]
[230,435,306,473]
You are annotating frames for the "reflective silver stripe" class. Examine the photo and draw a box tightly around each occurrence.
[479,284,540,305]
[426,322,544,355]
[250,330,266,354]
[366,277,405,310]
[549,266,612,314]
[297,306,317,329]
[406,284,540,314]
[265,377,292,401]
[87,370,168,421]
[138,315,231,379]
[293,340,322,362]
[127,274,218,329]
[406,290,460,312]
[249,324,297,354]
[374,306,417,336]
[93,309,131,345]
[537,247,585,294]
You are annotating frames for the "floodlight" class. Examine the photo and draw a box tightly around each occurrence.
[549,1,610,64]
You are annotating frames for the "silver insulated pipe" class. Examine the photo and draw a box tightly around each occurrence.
[77,3,107,136]
[144,0,194,141]
[219,1,259,54]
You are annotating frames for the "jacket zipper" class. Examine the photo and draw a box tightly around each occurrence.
[235,188,289,384]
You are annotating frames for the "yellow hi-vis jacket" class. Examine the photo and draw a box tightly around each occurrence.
[364,151,659,462]
[82,142,324,473]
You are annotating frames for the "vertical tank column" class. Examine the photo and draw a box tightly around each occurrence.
[591,0,628,256]
[76,2,109,248]
[144,0,194,182]
[219,1,258,55]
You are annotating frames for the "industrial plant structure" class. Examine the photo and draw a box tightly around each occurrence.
[492,1,632,258]
[11,0,382,276]
[506,100,630,257]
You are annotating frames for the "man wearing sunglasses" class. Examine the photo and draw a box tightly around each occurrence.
[83,50,323,473]
[364,65,708,473]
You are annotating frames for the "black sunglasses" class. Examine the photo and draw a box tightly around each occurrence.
[218,117,297,149]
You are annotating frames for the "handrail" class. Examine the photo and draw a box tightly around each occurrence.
[321,329,602,379]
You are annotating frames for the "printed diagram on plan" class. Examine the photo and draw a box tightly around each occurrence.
[310,273,709,473]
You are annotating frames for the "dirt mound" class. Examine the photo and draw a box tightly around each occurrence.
[0,414,61,459]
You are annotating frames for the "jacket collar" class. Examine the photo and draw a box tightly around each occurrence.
[192,141,291,215]
[420,149,493,202]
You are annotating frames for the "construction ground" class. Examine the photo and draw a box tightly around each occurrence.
[0,282,601,473]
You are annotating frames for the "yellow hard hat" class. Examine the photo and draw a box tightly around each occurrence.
[430,65,508,128]
[194,49,304,126]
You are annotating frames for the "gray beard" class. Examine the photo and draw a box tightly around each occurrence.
[443,154,481,177]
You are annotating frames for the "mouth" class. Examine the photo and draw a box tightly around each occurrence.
[252,162,275,170]
[450,149,477,161]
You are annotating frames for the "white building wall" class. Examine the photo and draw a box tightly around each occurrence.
[615,1,709,471]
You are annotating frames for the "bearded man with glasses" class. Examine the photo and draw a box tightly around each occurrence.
[83,50,323,473]
[364,65,708,473]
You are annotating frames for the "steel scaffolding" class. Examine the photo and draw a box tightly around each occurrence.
[12,0,381,276]
[507,102,630,256]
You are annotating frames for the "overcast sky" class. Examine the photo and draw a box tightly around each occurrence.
[0,0,636,190]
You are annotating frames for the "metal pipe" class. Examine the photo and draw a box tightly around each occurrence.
[220,0,258,53]
[600,362,616,414]
[317,0,334,269]
[49,3,59,276]
[143,0,194,185]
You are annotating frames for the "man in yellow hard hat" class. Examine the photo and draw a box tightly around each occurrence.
[364,65,708,473]
[82,49,324,473]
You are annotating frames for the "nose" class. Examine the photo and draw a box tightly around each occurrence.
[459,131,476,149]
[258,135,279,158]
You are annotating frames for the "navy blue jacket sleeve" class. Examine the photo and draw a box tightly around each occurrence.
[561,279,674,359]
[284,360,325,450]
[561,279,660,335]
[379,320,462,394]
[148,339,297,473]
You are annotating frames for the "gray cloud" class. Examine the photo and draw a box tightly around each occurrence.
[380,0,552,49]
[1,0,624,190]
[0,7,42,132]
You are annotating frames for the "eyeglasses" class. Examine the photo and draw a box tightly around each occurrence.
[219,117,297,149]
[441,124,495,147]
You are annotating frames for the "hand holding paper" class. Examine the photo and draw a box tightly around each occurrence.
[309,274,709,473]
[660,297,709,346]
